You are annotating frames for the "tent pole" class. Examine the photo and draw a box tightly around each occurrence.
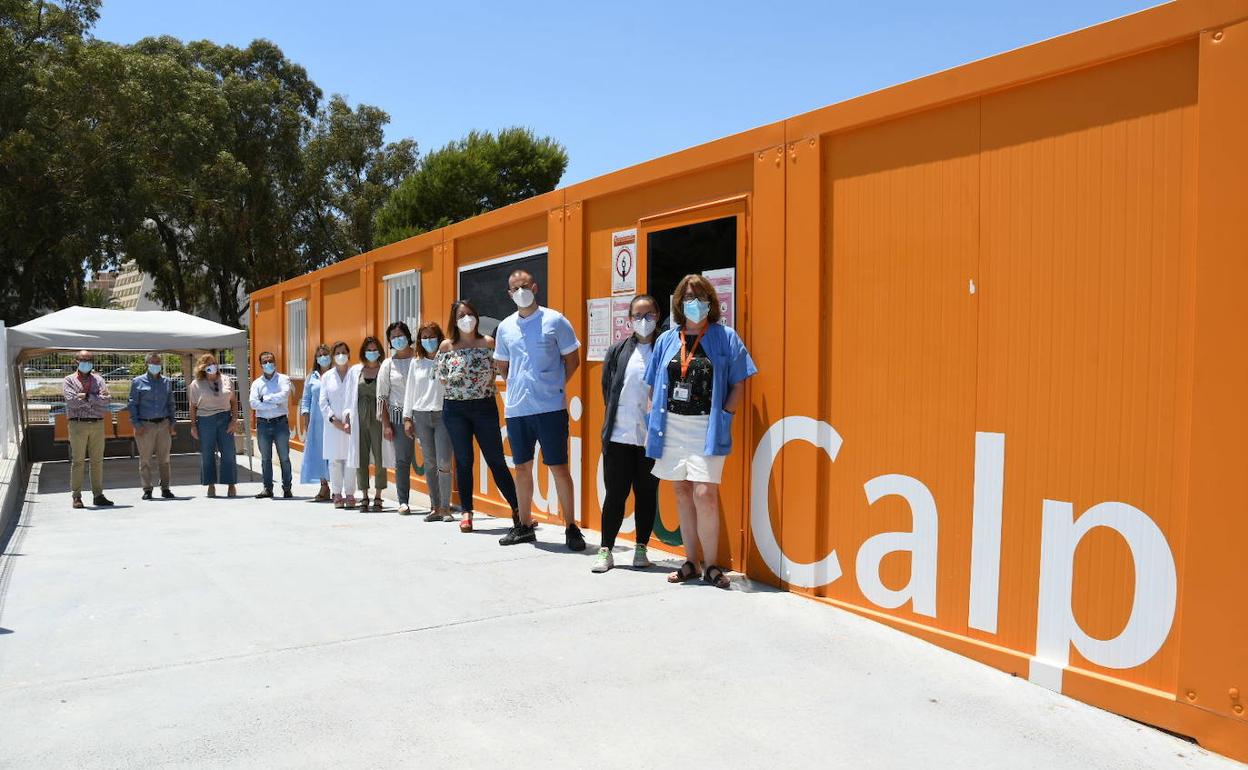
[237,345,253,475]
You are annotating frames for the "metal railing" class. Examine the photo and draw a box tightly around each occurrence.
[20,351,240,425]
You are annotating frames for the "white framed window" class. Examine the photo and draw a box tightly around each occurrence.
[285,299,307,378]
[385,269,422,332]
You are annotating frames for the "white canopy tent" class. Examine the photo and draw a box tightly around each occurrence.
[6,307,251,462]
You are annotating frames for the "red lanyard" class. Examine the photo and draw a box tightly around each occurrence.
[679,330,705,380]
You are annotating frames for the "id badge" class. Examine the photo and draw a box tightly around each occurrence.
[672,381,691,402]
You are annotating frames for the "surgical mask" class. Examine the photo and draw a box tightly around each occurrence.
[420,338,438,353]
[456,315,477,333]
[632,318,656,338]
[333,353,349,366]
[316,355,331,368]
[364,350,381,363]
[147,363,162,376]
[206,364,218,375]
[77,362,93,374]
[390,336,409,351]
[262,362,276,375]
[511,288,535,308]
[683,299,710,324]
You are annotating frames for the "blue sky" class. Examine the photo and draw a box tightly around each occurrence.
[94,0,1162,185]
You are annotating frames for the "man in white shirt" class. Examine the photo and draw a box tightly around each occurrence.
[249,351,293,498]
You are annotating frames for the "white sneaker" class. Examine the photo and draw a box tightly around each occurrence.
[591,547,614,573]
[632,544,653,568]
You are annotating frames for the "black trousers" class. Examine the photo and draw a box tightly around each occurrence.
[601,441,658,549]
[442,397,519,516]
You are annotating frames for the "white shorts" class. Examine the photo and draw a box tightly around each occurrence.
[651,413,726,484]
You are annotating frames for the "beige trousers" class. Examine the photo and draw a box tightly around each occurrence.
[135,422,172,490]
[68,419,106,497]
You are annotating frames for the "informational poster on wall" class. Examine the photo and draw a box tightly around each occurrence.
[586,297,611,361]
[703,267,735,328]
[610,295,633,345]
[611,229,637,296]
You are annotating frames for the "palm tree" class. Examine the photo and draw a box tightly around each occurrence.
[81,287,117,309]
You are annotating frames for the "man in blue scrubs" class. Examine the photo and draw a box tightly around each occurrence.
[493,269,585,551]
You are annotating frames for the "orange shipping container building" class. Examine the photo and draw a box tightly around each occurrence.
[250,1,1248,759]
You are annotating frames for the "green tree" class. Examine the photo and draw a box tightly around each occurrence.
[0,0,118,321]
[302,95,418,264]
[373,127,568,246]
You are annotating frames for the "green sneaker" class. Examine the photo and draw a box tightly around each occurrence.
[591,547,614,573]
[632,544,653,568]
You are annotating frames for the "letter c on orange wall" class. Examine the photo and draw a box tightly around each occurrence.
[750,416,843,588]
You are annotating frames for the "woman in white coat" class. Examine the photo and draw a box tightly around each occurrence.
[319,341,361,509]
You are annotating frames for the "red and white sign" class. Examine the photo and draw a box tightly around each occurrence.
[610,295,633,345]
[703,267,735,328]
[611,229,637,296]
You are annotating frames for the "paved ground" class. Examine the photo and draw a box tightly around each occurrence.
[0,455,1240,769]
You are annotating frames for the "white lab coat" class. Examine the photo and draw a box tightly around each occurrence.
[319,365,360,468]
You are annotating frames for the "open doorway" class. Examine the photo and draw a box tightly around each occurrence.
[646,216,736,328]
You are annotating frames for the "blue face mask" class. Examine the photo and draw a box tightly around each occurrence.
[77,361,93,374]
[147,363,162,376]
[206,364,218,375]
[420,338,438,354]
[390,336,409,351]
[683,299,710,324]
[364,350,381,363]
[316,355,331,368]
[262,362,276,375]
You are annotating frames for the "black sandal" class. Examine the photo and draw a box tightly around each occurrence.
[668,560,702,584]
[704,564,731,589]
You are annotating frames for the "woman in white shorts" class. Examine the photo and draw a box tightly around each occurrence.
[642,274,758,589]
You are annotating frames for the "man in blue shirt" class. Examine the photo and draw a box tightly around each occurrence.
[493,268,585,550]
[128,351,178,500]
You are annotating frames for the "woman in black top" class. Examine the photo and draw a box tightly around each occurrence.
[593,295,660,573]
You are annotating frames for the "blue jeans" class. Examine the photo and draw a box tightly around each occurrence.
[256,416,292,491]
[442,397,518,515]
[197,411,237,485]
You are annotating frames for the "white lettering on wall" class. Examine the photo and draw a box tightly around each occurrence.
[969,432,1006,633]
[748,416,1180,682]
[857,474,939,617]
[749,416,843,588]
[1029,500,1178,692]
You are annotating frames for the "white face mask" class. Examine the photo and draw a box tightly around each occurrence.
[456,315,477,333]
[632,318,656,338]
[511,288,535,308]
[333,353,349,366]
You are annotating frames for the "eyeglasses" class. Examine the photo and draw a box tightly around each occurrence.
[631,313,657,322]
[508,284,534,294]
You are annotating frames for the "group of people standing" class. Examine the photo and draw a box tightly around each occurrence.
[61,269,756,587]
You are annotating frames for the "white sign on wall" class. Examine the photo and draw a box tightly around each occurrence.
[586,297,611,361]
[611,229,637,296]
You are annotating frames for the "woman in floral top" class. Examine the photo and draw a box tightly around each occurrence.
[437,299,520,532]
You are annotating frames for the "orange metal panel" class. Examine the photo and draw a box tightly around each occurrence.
[977,41,1198,692]
[1178,20,1248,747]
[816,102,981,637]
[743,144,786,583]
[320,270,364,353]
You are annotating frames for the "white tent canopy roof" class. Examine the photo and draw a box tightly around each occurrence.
[7,307,247,360]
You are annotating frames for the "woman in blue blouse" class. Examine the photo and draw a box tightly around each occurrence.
[643,274,757,589]
[299,343,333,502]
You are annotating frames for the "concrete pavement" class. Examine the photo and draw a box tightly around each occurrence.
[0,455,1239,769]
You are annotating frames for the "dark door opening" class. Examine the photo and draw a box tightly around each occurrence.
[646,216,736,327]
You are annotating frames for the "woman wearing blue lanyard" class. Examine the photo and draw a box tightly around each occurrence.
[643,274,757,589]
